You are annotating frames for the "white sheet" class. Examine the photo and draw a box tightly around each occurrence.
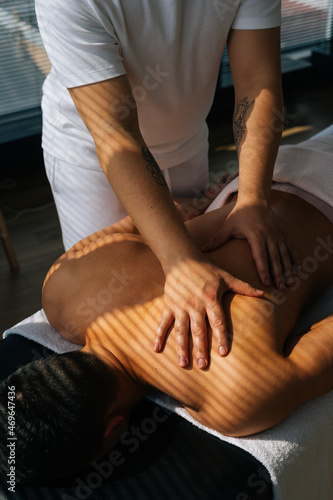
[207,125,333,214]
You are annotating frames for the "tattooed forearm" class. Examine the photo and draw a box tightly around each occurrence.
[142,146,168,188]
[233,97,255,151]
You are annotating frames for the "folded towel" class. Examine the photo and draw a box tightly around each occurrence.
[3,309,81,354]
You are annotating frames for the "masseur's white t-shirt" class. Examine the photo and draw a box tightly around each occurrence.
[36,0,281,171]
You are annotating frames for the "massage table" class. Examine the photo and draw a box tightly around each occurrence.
[1,125,333,499]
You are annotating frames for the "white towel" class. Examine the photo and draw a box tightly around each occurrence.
[4,125,333,499]
[273,135,333,206]
[3,309,81,353]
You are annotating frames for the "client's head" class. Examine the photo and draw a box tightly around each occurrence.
[0,351,121,485]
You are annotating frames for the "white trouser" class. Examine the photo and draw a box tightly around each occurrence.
[44,148,209,251]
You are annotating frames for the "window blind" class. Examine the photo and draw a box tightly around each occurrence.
[281,0,333,50]
[219,0,333,87]
[0,0,50,144]
[0,1,332,144]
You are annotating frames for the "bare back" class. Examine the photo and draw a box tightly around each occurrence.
[42,191,333,435]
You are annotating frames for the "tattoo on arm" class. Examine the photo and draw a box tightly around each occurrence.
[142,146,168,188]
[233,97,255,151]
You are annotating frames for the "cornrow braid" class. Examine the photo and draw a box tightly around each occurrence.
[0,351,118,485]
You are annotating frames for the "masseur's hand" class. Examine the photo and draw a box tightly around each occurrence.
[202,202,301,290]
[154,253,264,369]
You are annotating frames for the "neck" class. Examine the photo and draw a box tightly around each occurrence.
[82,339,149,412]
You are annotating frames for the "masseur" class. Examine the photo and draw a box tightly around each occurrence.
[2,139,333,484]
[35,0,298,367]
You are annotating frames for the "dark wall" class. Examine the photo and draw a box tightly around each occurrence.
[1,134,44,182]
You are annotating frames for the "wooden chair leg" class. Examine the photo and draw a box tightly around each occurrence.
[0,210,19,271]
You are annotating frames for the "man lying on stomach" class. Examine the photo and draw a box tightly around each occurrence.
[1,175,333,485]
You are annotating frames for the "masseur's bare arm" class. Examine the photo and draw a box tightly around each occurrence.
[68,76,263,368]
[204,28,300,289]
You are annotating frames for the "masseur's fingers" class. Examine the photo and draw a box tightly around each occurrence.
[189,309,209,369]
[198,271,263,363]
[203,203,301,291]
[157,257,264,369]
[206,299,228,357]
[154,308,174,353]
[242,216,299,290]
[255,235,298,290]
[267,239,286,289]
[278,238,301,279]
[271,232,302,287]
[213,270,264,356]
[246,233,271,288]
[270,239,297,289]
[173,311,190,367]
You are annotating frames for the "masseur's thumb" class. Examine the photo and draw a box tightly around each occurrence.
[201,228,231,252]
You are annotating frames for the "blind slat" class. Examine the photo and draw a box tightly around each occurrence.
[281,0,333,48]
[0,1,50,143]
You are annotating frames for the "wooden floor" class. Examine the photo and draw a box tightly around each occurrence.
[1,71,333,336]
[0,202,63,335]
